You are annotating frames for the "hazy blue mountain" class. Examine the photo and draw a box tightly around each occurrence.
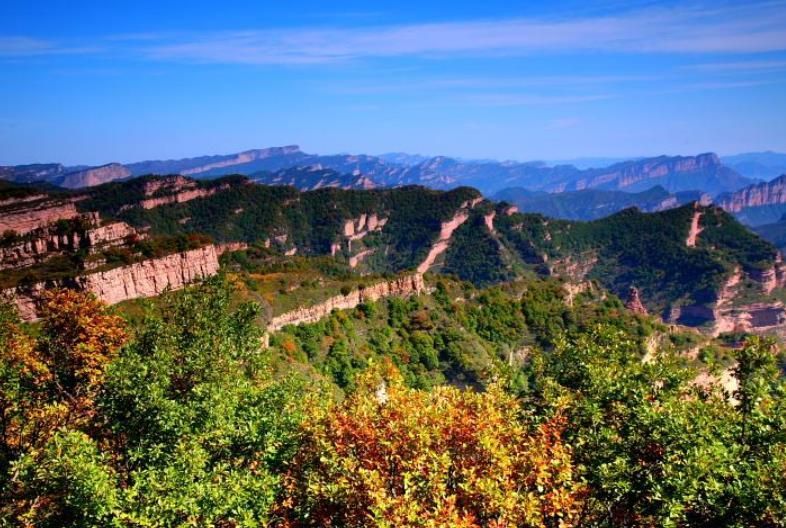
[545,157,638,169]
[126,145,308,177]
[722,151,786,181]
[384,152,750,196]
[0,163,68,184]
[2,148,753,198]
[493,185,708,221]
[377,152,430,166]
[753,215,786,253]
[715,173,786,226]
[249,166,378,190]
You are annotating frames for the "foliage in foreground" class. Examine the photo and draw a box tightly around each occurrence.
[277,364,585,527]
[0,278,785,527]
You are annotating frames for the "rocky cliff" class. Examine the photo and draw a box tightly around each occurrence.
[4,245,220,320]
[267,274,425,332]
[0,213,142,270]
[0,199,81,235]
[560,153,750,195]
[416,198,481,274]
[715,174,786,213]
[133,175,231,210]
[666,265,786,336]
[179,146,303,176]
[252,167,379,191]
[57,163,132,189]
[417,211,470,273]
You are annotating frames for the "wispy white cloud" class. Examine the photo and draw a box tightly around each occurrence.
[136,2,786,65]
[645,77,784,95]
[685,59,786,72]
[457,93,614,107]
[323,75,657,96]
[0,36,99,57]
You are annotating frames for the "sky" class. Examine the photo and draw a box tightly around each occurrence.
[1,0,786,165]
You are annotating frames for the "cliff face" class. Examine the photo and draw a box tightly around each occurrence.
[666,265,786,336]
[0,200,81,235]
[252,167,379,191]
[529,153,753,196]
[0,213,141,270]
[571,153,742,194]
[715,174,786,213]
[58,163,132,189]
[4,245,220,321]
[120,175,234,210]
[75,245,220,305]
[267,274,425,332]
[179,146,303,176]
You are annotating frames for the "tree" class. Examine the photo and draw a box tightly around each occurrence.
[523,325,786,527]
[98,276,310,527]
[277,363,586,527]
[0,290,127,526]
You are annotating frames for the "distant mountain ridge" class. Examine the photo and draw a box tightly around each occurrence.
[715,173,786,226]
[493,185,711,221]
[3,173,783,335]
[250,166,377,190]
[722,151,786,181]
[0,146,755,197]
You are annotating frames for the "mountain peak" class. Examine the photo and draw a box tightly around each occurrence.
[695,152,721,165]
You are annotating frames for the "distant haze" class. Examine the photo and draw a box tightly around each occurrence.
[1,0,786,164]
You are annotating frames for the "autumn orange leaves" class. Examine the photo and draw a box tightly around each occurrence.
[277,366,585,527]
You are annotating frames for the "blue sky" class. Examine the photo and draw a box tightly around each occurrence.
[1,0,786,165]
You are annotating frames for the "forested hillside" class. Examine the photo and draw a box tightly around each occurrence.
[2,275,784,526]
[3,175,784,331]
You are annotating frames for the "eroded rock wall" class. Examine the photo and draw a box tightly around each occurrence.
[3,245,220,320]
[267,273,425,332]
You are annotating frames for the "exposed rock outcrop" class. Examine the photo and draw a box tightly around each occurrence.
[1,213,142,270]
[349,249,374,268]
[417,211,470,274]
[715,174,786,213]
[58,163,132,189]
[343,213,387,239]
[0,200,81,235]
[562,153,747,195]
[266,273,425,332]
[665,267,786,335]
[4,245,220,321]
[563,281,594,307]
[179,146,302,176]
[76,245,219,305]
[132,176,232,210]
[625,287,648,315]
[484,211,496,233]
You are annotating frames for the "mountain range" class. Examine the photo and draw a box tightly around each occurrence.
[7,147,786,239]
[2,173,783,336]
[492,185,710,221]
[721,151,786,181]
[1,146,772,196]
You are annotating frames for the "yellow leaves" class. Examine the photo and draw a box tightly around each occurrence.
[39,289,128,394]
[0,289,128,464]
[278,366,586,527]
